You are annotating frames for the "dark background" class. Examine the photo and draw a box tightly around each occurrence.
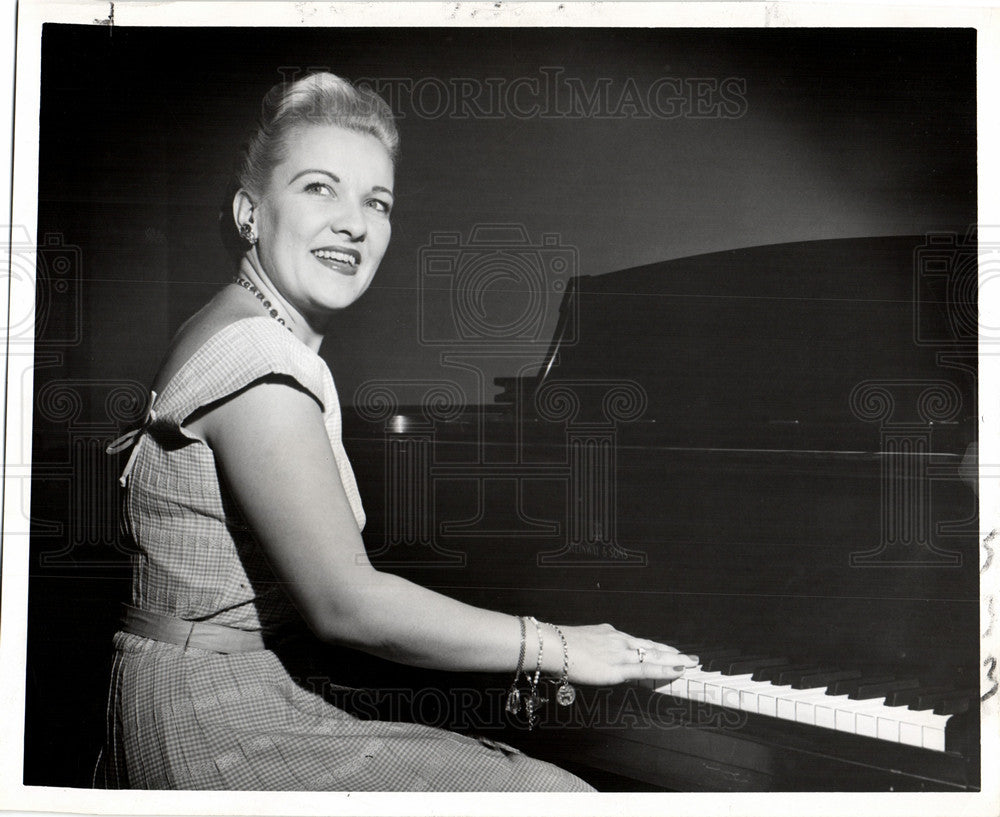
[24,25,977,788]
[34,25,976,400]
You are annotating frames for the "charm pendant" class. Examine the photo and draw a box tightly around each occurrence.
[523,696,535,728]
[524,692,545,718]
[555,682,576,706]
[524,690,546,729]
[505,687,521,715]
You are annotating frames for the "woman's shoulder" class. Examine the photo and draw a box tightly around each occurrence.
[151,295,328,419]
[151,299,238,394]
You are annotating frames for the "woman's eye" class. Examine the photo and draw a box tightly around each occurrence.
[304,182,334,196]
[368,199,392,215]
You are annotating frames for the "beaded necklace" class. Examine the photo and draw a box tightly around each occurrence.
[232,276,292,332]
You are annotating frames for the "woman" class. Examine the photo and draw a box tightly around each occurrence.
[97,72,697,791]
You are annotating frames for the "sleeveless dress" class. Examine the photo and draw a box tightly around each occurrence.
[97,316,592,791]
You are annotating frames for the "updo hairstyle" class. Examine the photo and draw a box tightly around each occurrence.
[236,72,400,199]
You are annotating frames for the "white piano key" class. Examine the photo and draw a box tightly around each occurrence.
[922,715,951,751]
[877,714,900,742]
[740,687,760,713]
[794,688,841,725]
[899,718,923,748]
[654,677,685,697]
[857,709,881,738]
[684,669,714,701]
[835,697,892,737]
[757,690,780,717]
[848,701,948,747]
[776,687,831,721]
[704,673,757,710]
[891,707,949,750]
[702,677,724,706]
[721,675,774,715]
[816,694,850,729]
[656,670,704,699]
[773,687,798,719]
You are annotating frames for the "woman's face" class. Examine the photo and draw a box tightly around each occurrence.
[252,123,394,319]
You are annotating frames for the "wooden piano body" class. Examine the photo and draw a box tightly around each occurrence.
[340,235,981,791]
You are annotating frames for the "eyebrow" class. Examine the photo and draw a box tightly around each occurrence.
[289,169,394,198]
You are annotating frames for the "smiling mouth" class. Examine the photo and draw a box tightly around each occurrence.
[312,248,360,275]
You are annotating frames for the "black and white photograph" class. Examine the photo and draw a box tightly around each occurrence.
[1,2,998,815]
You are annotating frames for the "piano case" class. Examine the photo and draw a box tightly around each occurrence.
[340,234,981,791]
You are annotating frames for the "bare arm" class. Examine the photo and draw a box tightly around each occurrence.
[195,379,696,684]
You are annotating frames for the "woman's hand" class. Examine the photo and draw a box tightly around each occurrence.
[557,623,698,686]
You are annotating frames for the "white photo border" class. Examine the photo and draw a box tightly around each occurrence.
[2,2,997,816]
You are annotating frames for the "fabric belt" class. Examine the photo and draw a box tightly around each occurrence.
[120,604,270,654]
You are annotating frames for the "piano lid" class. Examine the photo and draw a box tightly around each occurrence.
[515,234,976,453]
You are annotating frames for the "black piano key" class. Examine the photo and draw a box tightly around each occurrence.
[848,678,920,700]
[827,674,895,696]
[752,662,813,683]
[666,644,703,658]
[908,688,959,710]
[882,684,953,708]
[791,669,862,690]
[723,657,789,676]
[662,641,701,650]
[704,653,758,672]
[692,648,741,666]
[945,706,979,755]
[933,690,977,716]
[775,665,829,686]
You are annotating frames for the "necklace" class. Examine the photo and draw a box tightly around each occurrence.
[232,277,292,332]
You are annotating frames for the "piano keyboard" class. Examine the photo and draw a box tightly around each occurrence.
[648,649,975,753]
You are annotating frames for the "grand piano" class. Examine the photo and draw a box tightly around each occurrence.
[339,233,981,791]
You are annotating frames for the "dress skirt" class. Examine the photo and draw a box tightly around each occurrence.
[99,631,593,791]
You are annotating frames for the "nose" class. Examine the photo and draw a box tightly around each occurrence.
[330,199,367,241]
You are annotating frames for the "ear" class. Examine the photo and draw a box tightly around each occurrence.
[232,188,256,231]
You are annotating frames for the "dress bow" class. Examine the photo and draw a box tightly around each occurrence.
[107,390,158,487]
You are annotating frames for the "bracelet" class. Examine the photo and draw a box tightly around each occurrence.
[524,616,545,728]
[549,624,576,706]
[505,616,527,715]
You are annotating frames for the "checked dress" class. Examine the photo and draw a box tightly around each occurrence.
[96,316,592,791]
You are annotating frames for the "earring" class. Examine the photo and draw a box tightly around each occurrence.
[239,222,257,246]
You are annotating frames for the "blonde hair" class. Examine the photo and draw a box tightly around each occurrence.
[236,72,399,197]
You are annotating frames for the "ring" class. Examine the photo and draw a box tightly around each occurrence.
[636,647,647,664]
